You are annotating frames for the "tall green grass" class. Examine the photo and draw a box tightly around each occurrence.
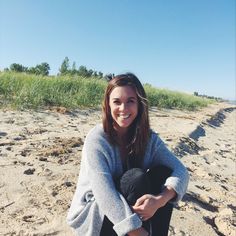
[0,72,107,109]
[0,72,212,110]
[144,84,211,110]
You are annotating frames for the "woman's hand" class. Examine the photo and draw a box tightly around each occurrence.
[132,186,176,221]
[132,194,164,221]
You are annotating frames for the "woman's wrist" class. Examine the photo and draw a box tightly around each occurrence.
[155,186,177,207]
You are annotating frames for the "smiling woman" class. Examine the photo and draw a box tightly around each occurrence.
[109,86,138,133]
[102,73,150,169]
[67,73,189,236]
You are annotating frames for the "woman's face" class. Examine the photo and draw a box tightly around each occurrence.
[109,85,138,135]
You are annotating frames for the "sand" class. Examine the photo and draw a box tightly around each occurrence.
[0,102,235,236]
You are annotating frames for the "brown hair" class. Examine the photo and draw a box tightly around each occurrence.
[102,73,150,167]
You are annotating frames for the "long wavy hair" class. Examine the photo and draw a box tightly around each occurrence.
[102,73,150,167]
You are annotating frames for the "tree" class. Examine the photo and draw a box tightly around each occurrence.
[98,71,103,78]
[87,69,93,77]
[27,62,50,76]
[104,73,114,81]
[59,57,70,75]
[27,67,37,74]
[35,62,50,76]
[71,61,77,75]
[10,63,27,72]
[78,65,88,77]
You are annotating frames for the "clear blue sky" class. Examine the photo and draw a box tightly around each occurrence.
[0,0,235,100]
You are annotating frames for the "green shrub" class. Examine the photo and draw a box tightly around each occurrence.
[0,72,212,110]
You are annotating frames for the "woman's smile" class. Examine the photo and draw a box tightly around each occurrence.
[109,85,138,135]
[118,113,131,119]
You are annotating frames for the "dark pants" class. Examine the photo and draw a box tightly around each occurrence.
[100,165,173,236]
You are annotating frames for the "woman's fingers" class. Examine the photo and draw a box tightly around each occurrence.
[132,194,159,220]
[134,194,148,206]
[132,206,143,213]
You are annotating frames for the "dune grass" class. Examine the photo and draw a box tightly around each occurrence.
[0,72,107,109]
[0,72,212,110]
[144,84,211,110]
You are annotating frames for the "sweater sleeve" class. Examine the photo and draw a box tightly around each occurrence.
[151,132,189,203]
[83,132,142,236]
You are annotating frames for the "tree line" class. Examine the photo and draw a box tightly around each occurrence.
[193,91,223,101]
[58,57,105,78]
[4,62,50,76]
[3,57,114,80]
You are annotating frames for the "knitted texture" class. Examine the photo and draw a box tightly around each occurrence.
[67,124,189,236]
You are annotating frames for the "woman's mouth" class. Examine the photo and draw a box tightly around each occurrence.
[118,114,131,119]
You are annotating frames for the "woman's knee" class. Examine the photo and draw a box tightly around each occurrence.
[121,168,145,183]
[118,168,151,205]
[148,165,172,179]
[119,168,149,190]
[147,165,173,194]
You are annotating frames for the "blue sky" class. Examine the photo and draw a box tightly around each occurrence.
[0,0,235,100]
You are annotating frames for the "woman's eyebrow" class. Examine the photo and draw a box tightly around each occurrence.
[112,97,137,100]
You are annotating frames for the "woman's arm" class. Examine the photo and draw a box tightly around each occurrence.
[131,132,189,221]
[132,186,176,221]
[150,132,189,202]
[156,185,177,206]
[83,129,142,235]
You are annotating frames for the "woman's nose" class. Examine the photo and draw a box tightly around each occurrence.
[120,103,126,111]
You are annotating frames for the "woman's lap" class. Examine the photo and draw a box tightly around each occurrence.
[100,165,173,236]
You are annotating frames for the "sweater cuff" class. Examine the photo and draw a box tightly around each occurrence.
[113,213,142,236]
[164,177,185,203]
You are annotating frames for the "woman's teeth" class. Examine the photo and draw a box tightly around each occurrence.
[119,114,130,119]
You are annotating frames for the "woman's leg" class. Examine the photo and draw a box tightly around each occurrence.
[117,168,151,205]
[100,168,150,236]
[118,165,174,236]
[100,215,117,236]
[146,165,174,236]
[100,166,173,236]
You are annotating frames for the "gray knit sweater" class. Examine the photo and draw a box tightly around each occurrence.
[67,124,189,236]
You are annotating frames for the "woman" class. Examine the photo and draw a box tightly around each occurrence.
[67,73,189,236]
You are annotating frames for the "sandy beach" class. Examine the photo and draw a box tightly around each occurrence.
[0,102,235,236]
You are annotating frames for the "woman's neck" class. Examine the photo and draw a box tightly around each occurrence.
[117,132,128,146]
[113,125,129,144]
